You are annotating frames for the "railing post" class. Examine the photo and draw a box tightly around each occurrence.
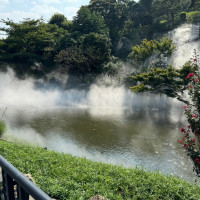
[2,169,15,200]
[17,185,29,200]
[0,167,2,200]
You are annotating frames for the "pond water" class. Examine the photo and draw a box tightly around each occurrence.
[0,71,197,183]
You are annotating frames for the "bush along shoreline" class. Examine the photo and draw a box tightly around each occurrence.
[0,140,200,200]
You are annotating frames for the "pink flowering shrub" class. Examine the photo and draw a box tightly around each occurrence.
[179,50,200,176]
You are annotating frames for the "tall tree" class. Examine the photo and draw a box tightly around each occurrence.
[0,19,56,61]
[128,2,153,27]
[0,18,67,77]
[55,33,111,80]
[81,32,111,66]
[128,38,175,63]
[139,0,153,23]
[72,6,107,35]
[130,63,195,103]
[49,13,72,30]
[152,0,181,23]
[88,0,129,54]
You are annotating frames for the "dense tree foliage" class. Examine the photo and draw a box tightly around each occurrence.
[88,0,129,54]
[0,19,55,61]
[130,62,196,103]
[72,6,107,35]
[0,0,197,79]
[128,38,175,63]
[48,13,72,30]
[55,33,111,80]
[0,18,71,77]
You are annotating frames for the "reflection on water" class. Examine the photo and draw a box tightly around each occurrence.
[3,93,197,183]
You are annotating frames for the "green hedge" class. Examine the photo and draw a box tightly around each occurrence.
[0,140,200,200]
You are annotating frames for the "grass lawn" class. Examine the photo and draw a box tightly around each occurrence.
[0,140,200,200]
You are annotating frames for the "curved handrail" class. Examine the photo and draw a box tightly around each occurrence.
[0,155,51,200]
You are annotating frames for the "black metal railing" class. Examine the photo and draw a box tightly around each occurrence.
[0,155,52,200]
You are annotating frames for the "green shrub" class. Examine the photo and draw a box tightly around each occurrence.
[186,11,200,23]
[0,120,6,137]
[128,38,175,63]
[103,60,123,76]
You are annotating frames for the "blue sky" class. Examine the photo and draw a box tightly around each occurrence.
[0,0,90,22]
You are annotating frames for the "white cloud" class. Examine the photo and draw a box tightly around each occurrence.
[64,6,79,20]
[0,0,89,23]
[0,0,9,4]
[0,4,61,22]
[13,0,25,3]
[0,10,38,22]
[37,0,61,4]
[34,0,80,5]
[63,0,79,2]
[0,0,9,11]
[30,4,61,20]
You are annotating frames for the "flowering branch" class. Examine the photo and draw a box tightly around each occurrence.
[179,49,200,176]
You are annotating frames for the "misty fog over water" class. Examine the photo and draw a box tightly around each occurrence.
[1,24,200,182]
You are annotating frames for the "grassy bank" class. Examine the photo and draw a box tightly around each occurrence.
[0,140,200,200]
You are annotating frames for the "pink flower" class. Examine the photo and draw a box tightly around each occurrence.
[184,144,188,148]
[184,105,188,109]
[187,125,190,128]
[186,73,195,79]
[179,140,183,144]
[193,139,196,143]
[180,127,184,132]
[190,73,194,77]
[195,79,199,82]
[193,59,197,62]
[192,114,198,118]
